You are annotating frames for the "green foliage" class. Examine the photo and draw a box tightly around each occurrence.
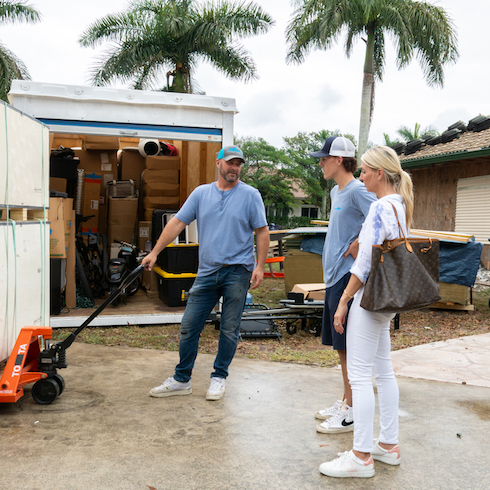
[0,1,41,101]
[396,123,439,142]
[78,0,274,93]
[383,133,402,147]
[236,135,297,213]
[236,130,357,222]
[282,129,357,218]
[267,215,311,229]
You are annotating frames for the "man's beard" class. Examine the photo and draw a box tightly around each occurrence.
[220,167,239,182]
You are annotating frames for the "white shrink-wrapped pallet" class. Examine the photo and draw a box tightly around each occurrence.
[0,101,50,208]
[0,221,50,362]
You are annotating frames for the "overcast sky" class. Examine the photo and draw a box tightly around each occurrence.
[3,0,489,148]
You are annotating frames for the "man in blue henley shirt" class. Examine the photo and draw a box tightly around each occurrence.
[142,145,269,401]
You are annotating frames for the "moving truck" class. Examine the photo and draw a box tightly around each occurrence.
[7,80,238,330]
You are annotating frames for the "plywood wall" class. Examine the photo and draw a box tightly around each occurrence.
[410,156,490,266]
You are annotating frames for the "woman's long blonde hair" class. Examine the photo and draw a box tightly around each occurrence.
[361,146,414,228]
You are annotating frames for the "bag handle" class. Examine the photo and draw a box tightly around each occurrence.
[387,201,433,254]
[388,201,413,253]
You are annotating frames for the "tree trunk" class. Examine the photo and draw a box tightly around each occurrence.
[358,25,376,158]
[321,192,327,220]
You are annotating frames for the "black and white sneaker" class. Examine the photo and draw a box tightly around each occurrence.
[316,403,354,433]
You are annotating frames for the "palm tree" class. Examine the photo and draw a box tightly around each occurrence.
[396,122,438,142]
[0,1,40,101]
[286,0,458,156]
[79,0,274,93]
[383,133,401,147]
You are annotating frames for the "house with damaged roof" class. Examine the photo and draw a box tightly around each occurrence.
[395,115,490,268]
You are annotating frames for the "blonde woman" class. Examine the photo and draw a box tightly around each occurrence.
[319,146,413,478]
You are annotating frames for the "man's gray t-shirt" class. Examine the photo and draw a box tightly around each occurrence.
[323,179,376,288]
[175,181,267,277]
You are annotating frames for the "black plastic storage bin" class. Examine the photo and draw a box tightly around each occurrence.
[152,209,186,245]
[158,244,199,273]
[154,266,196,307]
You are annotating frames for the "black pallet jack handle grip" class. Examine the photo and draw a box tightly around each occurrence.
[59,265,146,350]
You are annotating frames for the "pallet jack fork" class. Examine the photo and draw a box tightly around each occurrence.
[0,265,144,405]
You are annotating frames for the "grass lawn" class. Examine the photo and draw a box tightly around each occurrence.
[51,277,490,368]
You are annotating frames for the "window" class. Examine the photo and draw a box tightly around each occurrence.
[301,207,318,218]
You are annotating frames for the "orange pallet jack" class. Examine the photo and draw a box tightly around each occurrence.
[0,265,144,405]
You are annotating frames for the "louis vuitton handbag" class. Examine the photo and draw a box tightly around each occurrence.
[360,203,441,313]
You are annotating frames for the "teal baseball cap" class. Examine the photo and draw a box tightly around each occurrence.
[217,145,245,162]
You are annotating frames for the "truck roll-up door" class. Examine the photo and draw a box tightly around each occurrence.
[38,119,222,143]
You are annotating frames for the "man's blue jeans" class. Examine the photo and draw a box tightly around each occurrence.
[174,265,252,382]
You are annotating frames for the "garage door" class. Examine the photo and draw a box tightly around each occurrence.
[455,175,490,242]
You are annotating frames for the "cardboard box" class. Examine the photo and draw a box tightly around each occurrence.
[65,210,76,308]
[291,283,326,301]
[74,149,117,191]
[48,197,74,258]
[439,282,470,305]
[49,219,67,258]
[284,251,324,294]
[145,155,180,171]
[142,168,180,184]
[107,197,138,245]
[1,221,50,361]
[143,182,180,197]
[83,135,120,150]
[81,173,101,235]
[119,148,146,187]
[143,196,180,209]
[138,220,152,252]
[0,103,50,208]
[50,177,67,193]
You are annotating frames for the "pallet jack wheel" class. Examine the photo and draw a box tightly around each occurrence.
[31,378,60,405]
[286,322,297,335]
[53,374,65,395]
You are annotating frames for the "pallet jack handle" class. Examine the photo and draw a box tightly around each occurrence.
[59,265,146,350]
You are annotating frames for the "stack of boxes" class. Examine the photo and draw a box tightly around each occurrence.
[48,135,201,305]
[0,103,50,361]
[140,154,181,220]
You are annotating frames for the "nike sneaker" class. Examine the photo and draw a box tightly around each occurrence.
[316,403,354,433]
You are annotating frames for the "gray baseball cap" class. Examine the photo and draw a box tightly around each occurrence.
[218,145,245,162]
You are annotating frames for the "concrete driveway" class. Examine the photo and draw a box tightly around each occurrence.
[1,336,490,490]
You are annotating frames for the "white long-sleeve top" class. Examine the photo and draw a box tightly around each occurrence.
[350,194,408,284]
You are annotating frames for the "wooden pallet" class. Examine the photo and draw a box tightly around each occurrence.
[430,302,475,311]
[0,208,47,222]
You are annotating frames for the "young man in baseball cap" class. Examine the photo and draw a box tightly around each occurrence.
[311,136,376,433]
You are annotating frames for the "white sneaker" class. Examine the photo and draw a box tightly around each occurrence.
[371,439,401,465]
[206,377,226,400]
[149,376,192,398]
[315,399,344,420]
[317,403,354,433]
[319,450,375,478]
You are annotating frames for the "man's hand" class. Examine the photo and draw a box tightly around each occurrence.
[249,267,264,290]
[142,252,157,271]
[343,238,359,260]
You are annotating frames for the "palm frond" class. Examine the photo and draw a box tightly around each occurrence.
[0,1,40,25]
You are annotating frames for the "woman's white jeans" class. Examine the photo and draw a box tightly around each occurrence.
[347,288,399,453]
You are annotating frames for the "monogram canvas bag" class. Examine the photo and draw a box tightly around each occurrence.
[360,203,441,313]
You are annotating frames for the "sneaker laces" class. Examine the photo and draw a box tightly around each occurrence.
[210,378,224,391]
[323,407,346,426]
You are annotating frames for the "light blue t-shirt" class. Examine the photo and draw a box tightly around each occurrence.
[175,181,267,276]
[323,179,376,288]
